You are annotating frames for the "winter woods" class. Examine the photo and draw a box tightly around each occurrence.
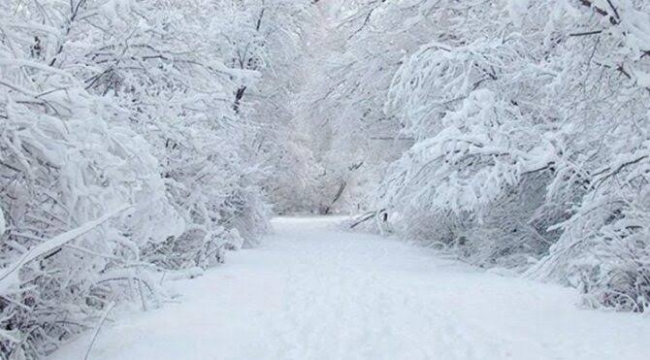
[312,0,650,312]
[2,0,650,358]
[0,0,315,357]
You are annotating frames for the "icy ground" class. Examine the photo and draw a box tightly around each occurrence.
[51,217,650,360]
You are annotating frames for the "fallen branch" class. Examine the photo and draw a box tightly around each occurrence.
[84,301,116,360]
[350,211,377,229]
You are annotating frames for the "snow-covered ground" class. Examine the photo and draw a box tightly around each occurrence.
[50,217,650,360]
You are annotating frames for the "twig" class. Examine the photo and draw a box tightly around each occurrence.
[84,301,115,360]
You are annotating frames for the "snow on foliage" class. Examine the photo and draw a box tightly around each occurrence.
[2,0,650,357]
[0,0,315,357]
[311,0,650,311]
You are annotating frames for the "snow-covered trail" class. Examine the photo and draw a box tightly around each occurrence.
[51,217,650,360]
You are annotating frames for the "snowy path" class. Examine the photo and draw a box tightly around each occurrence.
[51,217,650,360]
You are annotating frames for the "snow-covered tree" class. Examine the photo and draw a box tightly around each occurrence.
[378,0,650,308]
[525,0,650,311]
[206,0,324,215]
[0,0,279,356]
[308,0,650,310]
[0,25,179,359]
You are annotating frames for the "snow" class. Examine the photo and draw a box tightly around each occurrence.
[0,206,130,294]
[505,0,530,27]
[0,207,5,236]
[50,217,650,360]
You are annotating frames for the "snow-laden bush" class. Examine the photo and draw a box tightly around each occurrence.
[0,62,181,357]
[522,0,650,311]
[380,87,557,269]
[529,141,650,312]
[379,32,560,266]
[49,0,272,262]
[370,0,650,310]
[0,0,277,357]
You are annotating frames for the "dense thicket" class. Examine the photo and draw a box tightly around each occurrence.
[303,0,650,312]
[0,0,314,358]
[3,1,650,357]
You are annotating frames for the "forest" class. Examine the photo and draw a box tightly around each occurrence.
[1,0,650,358]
